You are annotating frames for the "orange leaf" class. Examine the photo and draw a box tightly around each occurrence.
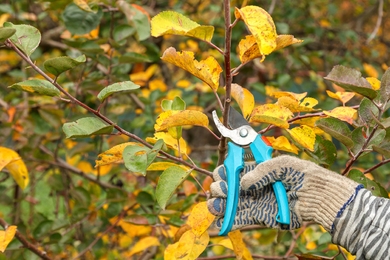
[237,35,263,63]
[161,47,222,91]
[363,63,378,78]
[228,230,253,260]
[183,180,197,196]
[187,202,215,236]
[0,225,17,252]
[323,107,357,124]
[250,104,293,129]
[230,83,255,119]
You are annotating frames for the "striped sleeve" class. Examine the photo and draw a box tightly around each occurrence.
[331,189,390,259]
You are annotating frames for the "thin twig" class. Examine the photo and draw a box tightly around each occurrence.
[366,0,384,44]
[6,39,212,177]
[364,158,390,173]
[0,218,52,260]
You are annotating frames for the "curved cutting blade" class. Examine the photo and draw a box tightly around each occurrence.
[228,107,249,129]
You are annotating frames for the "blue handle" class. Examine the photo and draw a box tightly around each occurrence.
[250,135,290,225]
[219,142,244,236]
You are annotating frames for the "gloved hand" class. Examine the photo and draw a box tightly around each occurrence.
[207,155,363,232]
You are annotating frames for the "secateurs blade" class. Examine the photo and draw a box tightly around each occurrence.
[212,107,290,236]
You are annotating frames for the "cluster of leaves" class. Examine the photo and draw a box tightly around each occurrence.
[0,0,389,259]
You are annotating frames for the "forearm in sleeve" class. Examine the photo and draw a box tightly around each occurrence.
[331,189,390,259]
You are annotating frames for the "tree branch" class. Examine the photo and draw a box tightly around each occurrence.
[6,39,212,177]
[0,218,52,260]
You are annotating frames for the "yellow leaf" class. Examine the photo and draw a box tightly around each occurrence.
[237,35,263,63]
[151,11,214,42]
[0,147,29,189]
[249,104,293,128]
[293,116,322,128]
[176,79,191,88]
[366,77,381,90]
[0,225,17,252]
[0,14,10,27]
[363,63,378,78]
[155,110,209,131]
[215,238,234,250]
[277,96,319,113]
[228,230,253,260]
[266,136,299,154]
[270,91,307,101]
[130,64,158,86]
[147,162,190,172]
[187,202,215,236]
[323,107,357,125]
[234,6,276,56]
[161,47,222,91]
[165,230,209,260]
[146,133,191,156]
[287,126,316,151]
[127,236,160,257]
[326,90,355,105]
[149,79,167,92]
[95,142,143,167]
[111,217,151,237]
[274,34,303,51]
[230,84,255,119]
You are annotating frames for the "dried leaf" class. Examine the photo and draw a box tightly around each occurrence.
[249,104,293,129]
[95,142,141,167]
[228,230,253,260]
[165,230,209,260]
[161,47,222,91]
[0,225,17,252]
[230,84,255,118]
[323,107,357,125]
[274,34,303,51]
[270,91,307,101]
[0,147,29,189]
[287,126,316,151]
[151,11,214,42]
[187,202,215,236]
[237,35,263,63]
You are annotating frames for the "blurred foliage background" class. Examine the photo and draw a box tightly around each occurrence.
[0,0,389,259]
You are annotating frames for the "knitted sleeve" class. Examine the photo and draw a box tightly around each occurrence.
[331,189,390,259]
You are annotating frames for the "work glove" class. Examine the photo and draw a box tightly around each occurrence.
[207,155,363,232]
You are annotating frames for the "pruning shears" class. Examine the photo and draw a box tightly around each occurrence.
[212,107,290,236]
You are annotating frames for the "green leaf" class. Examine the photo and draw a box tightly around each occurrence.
[368,129,386,147]
[43,55,86,76]
[351,126,365,154]
[9,79,60,96]
[62,3,103,35]
[113,24,136,43]
[97,81,140,101]
[62,117,113,138]
[119,52,152,63]
[147,139,165,165]
[315,117,354,148]
[117,2,150,41]
[358,98,379,126]
[348,169,389,198]
[123,145,149,175]
[372,144,390,158]
[380,68,390,103]
[307,135,337,167]
[172,96,186,110]
[4,22,41,57]
[0,27,16,42]
[324,65,377,100]
[156,166,191,210]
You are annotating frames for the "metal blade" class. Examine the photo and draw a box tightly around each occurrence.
[228,107,249,129]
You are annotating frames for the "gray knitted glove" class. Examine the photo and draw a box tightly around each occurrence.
[207,155,363,231]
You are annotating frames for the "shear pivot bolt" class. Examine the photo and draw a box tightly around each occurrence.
[239,128,248,137]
